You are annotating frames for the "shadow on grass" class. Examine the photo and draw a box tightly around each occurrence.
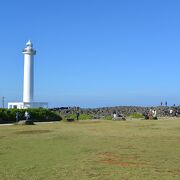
[15,130,52,135]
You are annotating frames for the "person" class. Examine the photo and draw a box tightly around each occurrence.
[161,102,163,106]
[24,111,30,121]
[173,109,178,117]
[169,109,173,116]
[143,112,149,120]
[148,109,152,119]
[175,110,178,117]
[76,111,80,120]
[15,112,19,122]
[152,110,155,115]
[152,110,157,120]
[113,111,117,120]
[165,101,168,106]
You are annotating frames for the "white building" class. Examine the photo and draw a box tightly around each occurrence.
[8,40,48,109]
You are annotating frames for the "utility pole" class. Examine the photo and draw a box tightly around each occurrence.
[2,96,4,108]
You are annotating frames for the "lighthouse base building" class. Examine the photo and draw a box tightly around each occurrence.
[8,40,48,109]
[8,102,48,109]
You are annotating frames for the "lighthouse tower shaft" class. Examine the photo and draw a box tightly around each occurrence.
[7,40,48,109]
[22,41,36,103]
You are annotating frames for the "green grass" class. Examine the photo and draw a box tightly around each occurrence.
[0,118,180,180]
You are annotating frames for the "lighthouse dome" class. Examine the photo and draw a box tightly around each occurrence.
[23,40,36,55]
[26,40,33,47]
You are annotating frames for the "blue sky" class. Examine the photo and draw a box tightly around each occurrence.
[0,0,180,108]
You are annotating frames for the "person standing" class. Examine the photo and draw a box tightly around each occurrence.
[169,109,173,117]
[165,101,168,106]
[24,111,30,121]
[152,110,157,120]
[15,112,19,122]
[76,111,80,120]
[148,109,152,119]
[113,111,117,120]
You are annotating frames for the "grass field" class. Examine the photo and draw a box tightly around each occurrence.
[0,118,180,180]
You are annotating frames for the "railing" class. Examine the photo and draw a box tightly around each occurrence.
[22,48,36,54]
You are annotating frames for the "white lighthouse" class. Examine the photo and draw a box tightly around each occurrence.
[8,41,48,109]
[23,40,35,103]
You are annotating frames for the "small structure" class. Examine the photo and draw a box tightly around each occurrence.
[8,41,48,109]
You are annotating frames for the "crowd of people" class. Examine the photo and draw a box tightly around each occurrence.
[144,109,157,120]
[142,108,179,120]
[14,108,179,122]
[113,108,179,121]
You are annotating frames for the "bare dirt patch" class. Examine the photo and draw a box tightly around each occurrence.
[97,152,147,168]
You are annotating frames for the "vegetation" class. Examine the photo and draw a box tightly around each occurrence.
[0,119,180,179]
[0,108,62,123]
[65,113,93,120]
[104,115,113,120]
[129,112,144,119]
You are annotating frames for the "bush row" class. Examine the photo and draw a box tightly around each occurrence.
[0,108,62,124]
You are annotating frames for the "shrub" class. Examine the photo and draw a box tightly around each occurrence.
[65,114,76,120]
[129,113,144,119]
[0,108,62,123]
[79,113,93,120]
[104,115,113,120]
[65,113,93,120]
